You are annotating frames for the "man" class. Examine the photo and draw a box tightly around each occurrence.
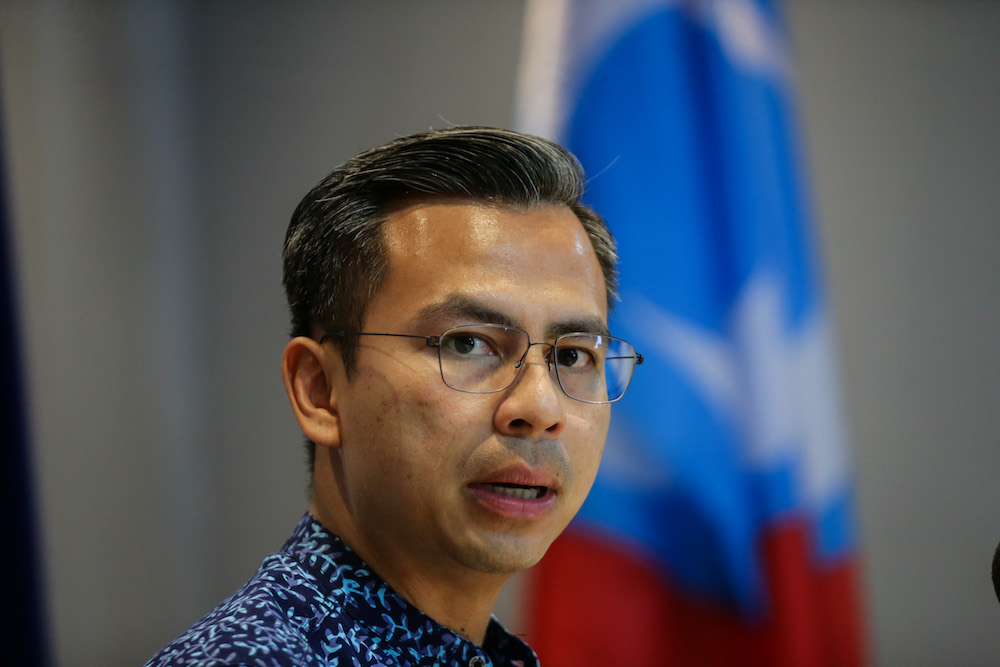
[147,126,642,666]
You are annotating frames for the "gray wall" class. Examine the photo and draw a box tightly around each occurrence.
[2,2,998,665]
[790,3,1000,663]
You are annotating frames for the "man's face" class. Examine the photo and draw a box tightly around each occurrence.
[329,200,610,582]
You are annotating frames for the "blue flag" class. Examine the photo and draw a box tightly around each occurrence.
[518,2,865,664]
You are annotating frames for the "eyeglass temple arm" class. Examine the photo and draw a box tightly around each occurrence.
[320,331,439,345]
[606,353,644,364]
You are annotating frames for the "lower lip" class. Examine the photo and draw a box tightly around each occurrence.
[467,484,557,521]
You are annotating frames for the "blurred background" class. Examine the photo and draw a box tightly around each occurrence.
[2,1,999,665]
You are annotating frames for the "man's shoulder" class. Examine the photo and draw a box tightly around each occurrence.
[145,550,390,667]
[143,514,538,666]
[145,552,316,666]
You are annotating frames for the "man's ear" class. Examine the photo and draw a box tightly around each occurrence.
[281,337,343,449]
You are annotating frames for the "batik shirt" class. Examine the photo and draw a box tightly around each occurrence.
[146,514,538,667]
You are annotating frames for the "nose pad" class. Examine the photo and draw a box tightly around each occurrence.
[513,341,556,373]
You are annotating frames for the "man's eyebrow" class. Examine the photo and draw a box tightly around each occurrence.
[414,295,517,328]
[547,317,611,339]
[414,295,610,338]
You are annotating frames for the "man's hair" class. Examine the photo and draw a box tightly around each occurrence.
[282,126,618,466]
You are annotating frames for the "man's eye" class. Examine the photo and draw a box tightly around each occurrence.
[556,346,595,369]
[444,334,495,357]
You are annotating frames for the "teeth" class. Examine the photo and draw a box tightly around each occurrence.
[487,484,543,500]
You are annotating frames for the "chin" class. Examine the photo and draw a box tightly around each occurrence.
[459,532,557,575]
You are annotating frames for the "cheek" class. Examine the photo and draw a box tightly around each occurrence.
[412,388,455,436]
[413,386,489,435]
[569,409,610,475]
[395,386,482,473]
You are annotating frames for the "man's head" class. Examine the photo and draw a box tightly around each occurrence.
[279,128,632,617]
[282,127,619,470]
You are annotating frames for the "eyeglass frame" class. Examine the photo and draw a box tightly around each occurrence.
[318,324,643,404]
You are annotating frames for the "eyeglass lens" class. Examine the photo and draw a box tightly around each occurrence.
[436,324,637,403]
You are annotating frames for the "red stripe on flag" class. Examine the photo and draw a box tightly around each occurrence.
[525,525,867,666]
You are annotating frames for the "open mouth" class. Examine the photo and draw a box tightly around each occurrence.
[482,483,548,500]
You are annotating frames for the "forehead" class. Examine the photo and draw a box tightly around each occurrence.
[370,200,607,329]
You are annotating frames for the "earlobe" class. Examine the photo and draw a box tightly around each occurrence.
[281,337,343,449]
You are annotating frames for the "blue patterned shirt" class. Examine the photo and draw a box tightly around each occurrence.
[146,514,538,666]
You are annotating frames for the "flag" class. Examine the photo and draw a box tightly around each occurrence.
[0,93,51,664]
[516,1,867,664]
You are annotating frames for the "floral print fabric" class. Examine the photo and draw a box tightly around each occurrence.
[145,514,537,666]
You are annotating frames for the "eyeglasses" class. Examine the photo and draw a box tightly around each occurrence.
[321,323,643,404]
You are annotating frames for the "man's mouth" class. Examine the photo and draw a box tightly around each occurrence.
[481,483,548,500]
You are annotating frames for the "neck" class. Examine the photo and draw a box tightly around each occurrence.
[309,460,508,645]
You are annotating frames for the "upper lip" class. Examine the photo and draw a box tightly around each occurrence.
[470,463,559,492]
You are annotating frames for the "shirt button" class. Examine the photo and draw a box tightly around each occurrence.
[469,658,487,667]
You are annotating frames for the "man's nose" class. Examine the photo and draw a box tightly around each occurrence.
[494,344,567,439]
